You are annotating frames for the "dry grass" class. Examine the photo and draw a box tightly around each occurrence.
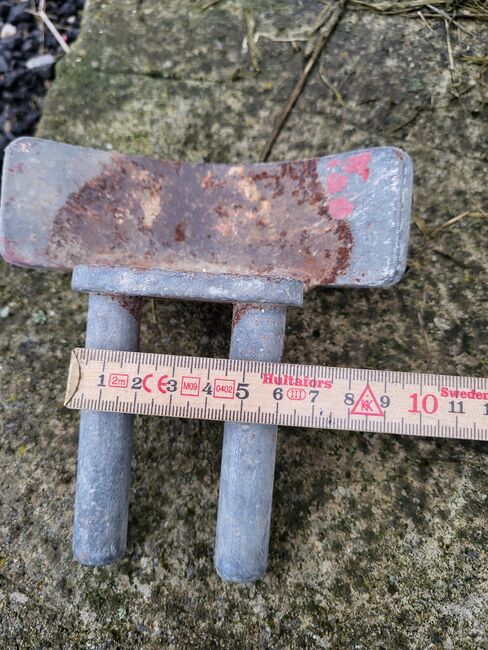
[350,0,488,18]
[27,0,70,53]
[414,210,488,238]
[260,0,347,161]
[197,0,488,158]
[245,10,261,72]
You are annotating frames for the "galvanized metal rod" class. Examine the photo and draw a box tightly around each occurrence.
[73,292,141,565]
[72,267,302,571]
[215,304,287,582]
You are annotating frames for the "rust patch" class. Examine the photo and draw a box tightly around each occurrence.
[174,223,186,242]
[45,153,353,287]
[232,303,286,328]
[110,295,142,320]
[232,303,258,328]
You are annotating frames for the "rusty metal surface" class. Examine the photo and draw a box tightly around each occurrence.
[0,138,413,288]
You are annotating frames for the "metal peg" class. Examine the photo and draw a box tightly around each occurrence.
[73,291,141,565]
[215,304,287,582]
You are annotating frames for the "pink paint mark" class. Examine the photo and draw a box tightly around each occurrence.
[328,197,354,220]
[0,237,20,263]
[0,234,10,252]
[327,172,349,194]
[326,158,340,169]
[343,152,372,182]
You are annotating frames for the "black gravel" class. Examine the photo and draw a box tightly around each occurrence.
[0,0,84,163]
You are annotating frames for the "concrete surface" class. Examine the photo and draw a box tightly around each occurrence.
[1,0,487,647]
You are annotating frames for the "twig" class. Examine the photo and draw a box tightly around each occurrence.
[417,308,432,362]
[28,7,70,53]
[452,14,488,20]
[431,246,473,270]
[412,214,430,237]
[350,0,449,14]
[444,18,455,77]
[38,0,45,49]
[414,210,487,242]
[351,0,488,23]
[260,0,347,161]
[387,106,427,134]
[201,0,223,9]
[318,66,347,106]
[463,55,488,65]
[255,32,309,43]
[309,3,334,36]
[306,2,334,56]
[417,287,432,363]
[446,82,476,103]
[150,299,160,331]
[245,10,260,72]
[417,9,435,31]
[376,11,488,21]
[462,55,488,80]
[430,210,488,235]
[426,4,477,37]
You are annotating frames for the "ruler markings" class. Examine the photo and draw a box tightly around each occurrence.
[64,349,488,441]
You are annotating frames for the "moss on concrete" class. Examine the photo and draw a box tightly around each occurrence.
[1,0,487,646]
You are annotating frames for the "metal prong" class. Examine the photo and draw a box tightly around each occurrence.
[215,303,287,582]
[73,292,141,565]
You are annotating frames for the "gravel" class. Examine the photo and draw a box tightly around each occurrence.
[0,0,85,164]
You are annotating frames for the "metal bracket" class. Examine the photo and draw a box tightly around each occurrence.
[72,265,303,580]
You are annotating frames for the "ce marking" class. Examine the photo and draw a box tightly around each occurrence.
[141,374,169,394]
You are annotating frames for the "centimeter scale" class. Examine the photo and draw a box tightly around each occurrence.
[65,348,488,441]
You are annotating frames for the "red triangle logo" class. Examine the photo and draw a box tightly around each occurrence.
[351,384,384,417]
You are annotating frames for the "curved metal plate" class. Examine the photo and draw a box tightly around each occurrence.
[0,137,412,288]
